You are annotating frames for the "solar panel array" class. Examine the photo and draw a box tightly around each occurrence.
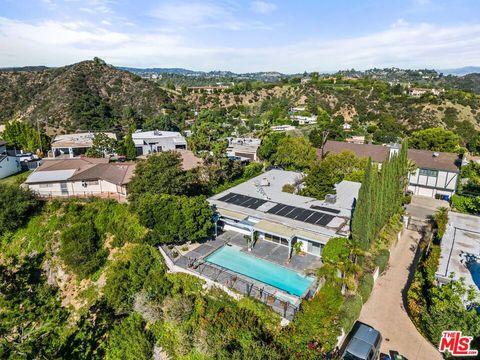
[310,205,341,214]
[266,203,334,226]
[217,193,267,209]
[217,192,336,227]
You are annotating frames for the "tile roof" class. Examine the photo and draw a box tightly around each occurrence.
[320,140,389,162]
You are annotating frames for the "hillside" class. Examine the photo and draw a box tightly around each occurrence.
[0,60,173,134]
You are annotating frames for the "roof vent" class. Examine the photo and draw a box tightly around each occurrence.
[154,130,162,136]
[433,152,439,157]
[325,194,337,204]
[260,178,270,187]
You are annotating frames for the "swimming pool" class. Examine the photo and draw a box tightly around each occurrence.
[206,245,314,297]
[468,261,480,290]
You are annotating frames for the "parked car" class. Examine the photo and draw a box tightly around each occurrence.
[342,323,382,360]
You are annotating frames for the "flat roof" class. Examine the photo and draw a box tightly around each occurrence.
[209,170,359,239]
[51,132,116,148]
[436,211,480,290]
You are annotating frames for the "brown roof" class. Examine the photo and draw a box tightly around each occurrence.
[175,149,203,170]
[37,158,108,172]
[320,140,389,163]
[319,140,460,172]
[407,149,460,172]
[69,163,136,185]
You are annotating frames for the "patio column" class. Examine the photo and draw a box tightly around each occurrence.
[249,229,254,250]
[287,237,292,260]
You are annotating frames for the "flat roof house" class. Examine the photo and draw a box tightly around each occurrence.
[132,130,187,156]
[227,137,261,161]
[51,132,117,158]
[24,158,135,201]
[321,140,462,199]
[209,169,360,259]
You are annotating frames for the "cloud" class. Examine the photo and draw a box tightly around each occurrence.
[251,1,277,14]
[1,16,480,73]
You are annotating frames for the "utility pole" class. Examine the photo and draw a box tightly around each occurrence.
[37,119,43,155]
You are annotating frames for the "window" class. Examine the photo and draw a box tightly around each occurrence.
[419,169,438,177]
[39,183,53,188]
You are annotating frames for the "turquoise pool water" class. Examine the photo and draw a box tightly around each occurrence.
[206,245,314,297]
[468,261,480,290]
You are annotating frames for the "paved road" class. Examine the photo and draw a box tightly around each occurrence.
[358,229,442,360]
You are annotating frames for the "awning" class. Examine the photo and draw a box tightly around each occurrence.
[254,220,296,239]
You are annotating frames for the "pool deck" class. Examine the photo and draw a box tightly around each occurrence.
[165,231,323,319]
[209,231,323,274]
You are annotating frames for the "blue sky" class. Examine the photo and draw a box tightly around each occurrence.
[1,0,480,72]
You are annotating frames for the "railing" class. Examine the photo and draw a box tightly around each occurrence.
[164,246,301,320]
[33,191,127,202]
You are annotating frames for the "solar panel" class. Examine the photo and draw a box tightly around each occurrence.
[277,205,296,217]
[296,209,314,221]
[218,193,236,202]
[316,214,334,226]
[247,198,267,209]
[267,204,285,214]
[310,205,341,214]
[217,193,267,210]
[288,208,304,220]
[304,211,323,224]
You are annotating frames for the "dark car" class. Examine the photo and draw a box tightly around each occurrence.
[342,323,382,360]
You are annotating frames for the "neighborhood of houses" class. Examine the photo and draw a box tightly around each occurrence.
[1,126,479,334]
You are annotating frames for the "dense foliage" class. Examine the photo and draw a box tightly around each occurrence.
[409,127,460,152]
[0,184,39,235]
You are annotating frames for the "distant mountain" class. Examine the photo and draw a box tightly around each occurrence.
[438,66,480,76]
[118,67,199,75]
[0,60,173,134]
[0,66,50,72]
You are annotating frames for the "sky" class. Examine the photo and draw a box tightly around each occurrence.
[1,0,480,72]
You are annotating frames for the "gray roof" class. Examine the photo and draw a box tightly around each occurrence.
[25,169,76,183]
[209,169,360,238]
[436,211,480,290]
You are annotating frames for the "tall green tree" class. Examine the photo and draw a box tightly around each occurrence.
[272,136,316,171]
[124,131,136,160]
[409,127,460,152]
[0,184,39,235]
[85,133,117,158]
[1,120,49,153]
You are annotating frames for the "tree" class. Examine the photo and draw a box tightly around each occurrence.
[85,133,116,158]
[303,151,366,199]
[59,221,106,278]
[409,128,460,152]
[1,120,49,153]
[257,132,286,163]
[105,313,154,360]
[0,184,39,234]
[308,111,345,147]
[134,194,214,244]
[124,131,136,160]
[272,136,316,171]
[128,151,195,204]
[143,115,179,132]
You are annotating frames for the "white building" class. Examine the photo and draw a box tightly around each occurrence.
[209,170,360,258]
[271,125,296,132]
[292,115,317,125]
[0,140,22,179]
[23,158,135,200]
[51,132,117,158]
[227,137,261,161]
[132,130,187,156]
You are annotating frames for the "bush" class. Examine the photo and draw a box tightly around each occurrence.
[321,237,349,263]
[358,273,374,303]
[451,194,480,215]
[338,294,363,333]
[59,221,106,278]
[0,184,39,234]
[374,249,390,273]
[282,183,295,193]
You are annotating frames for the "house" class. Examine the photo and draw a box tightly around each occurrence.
[436,211,480,292]
[320,140,461,199]
[132,130,187,156]
[342,122,352,130]
[208,170,360,259]
[345,136,365,144]
[23,158,135,200]
[271,125,296,132]
[408,87,445,97]
[227,137,261,161]
[51,132,117,158]
[0,140,22,179]
[292,115,317,125]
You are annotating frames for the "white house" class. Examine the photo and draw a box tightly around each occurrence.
[209,170,360,259]
[23,158,135,200]
[51,132,117,158]
[132,130,187,156]
[271,125,296,132]
[0,140,22,179]
[292,115,317,125]
[321,140,461,199]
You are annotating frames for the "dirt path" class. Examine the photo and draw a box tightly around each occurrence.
[358,229,442,360]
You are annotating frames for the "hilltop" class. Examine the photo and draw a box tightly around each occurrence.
[0,59,173,134]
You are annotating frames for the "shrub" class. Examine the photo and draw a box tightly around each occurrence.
[432,207,449,238]
[374,249,390,273]
[338,294,363,333]
[451,194,480,215]
[59,221,106,278]
[358,273,374,303]
[0,184,39,234]
[322,237,349,264]
[282,183,295,193]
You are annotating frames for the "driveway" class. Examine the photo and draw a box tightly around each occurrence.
[405,195,449,221]
[358,229,442,360]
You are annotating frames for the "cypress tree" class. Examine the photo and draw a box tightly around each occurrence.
[125,131,136,160]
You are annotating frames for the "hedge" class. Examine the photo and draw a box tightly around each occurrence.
[374,249,390,273]
[358,273,374,303]
[338,293,363,333]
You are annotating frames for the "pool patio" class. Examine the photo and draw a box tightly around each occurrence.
[183,230,322,275]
